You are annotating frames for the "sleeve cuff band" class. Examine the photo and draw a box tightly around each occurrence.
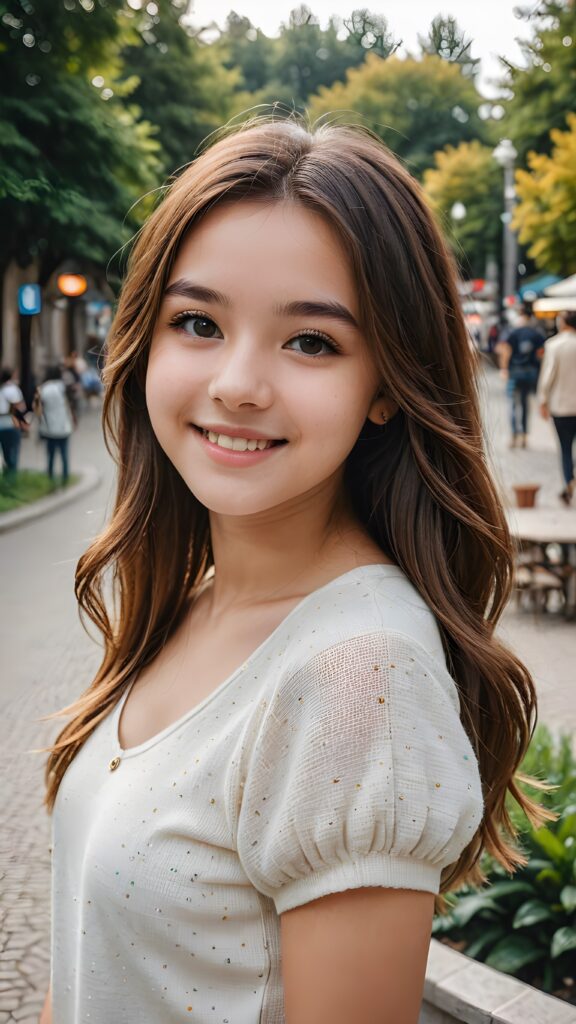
[274,852,441,915]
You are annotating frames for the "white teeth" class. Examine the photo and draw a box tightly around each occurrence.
[202,429,274,452]
[218,434,235,450]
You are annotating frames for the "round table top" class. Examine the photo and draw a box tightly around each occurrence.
[506,506,576,544]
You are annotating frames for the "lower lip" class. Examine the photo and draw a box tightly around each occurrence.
[191,428,287,467]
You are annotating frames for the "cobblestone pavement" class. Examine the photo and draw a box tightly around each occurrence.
[0,365,574,1021]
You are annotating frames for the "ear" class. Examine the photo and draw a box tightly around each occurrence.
[366,393,399,426]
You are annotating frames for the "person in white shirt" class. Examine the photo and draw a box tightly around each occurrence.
[0,366,27,478]
[34,365,75,483]
[537,310,576,504]
[41,119,548,1024]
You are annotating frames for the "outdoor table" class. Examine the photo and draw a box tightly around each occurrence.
[506,507,576,619]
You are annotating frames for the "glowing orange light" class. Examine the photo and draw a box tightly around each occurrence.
[57,274,87,297]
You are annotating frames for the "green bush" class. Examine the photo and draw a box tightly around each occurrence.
[433,726,576,1001]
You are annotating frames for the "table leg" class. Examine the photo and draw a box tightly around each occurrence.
[566,543,576,620]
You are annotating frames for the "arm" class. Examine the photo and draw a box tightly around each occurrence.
[537,347,557,418]
[39,984,52,1024]
[497,340,512,374]
[281,886,434,1024]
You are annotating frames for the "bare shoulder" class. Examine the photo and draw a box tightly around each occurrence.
[280,886,434,1024]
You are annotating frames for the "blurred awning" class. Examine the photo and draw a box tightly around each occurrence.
[518,273,562,300]
[533,296,576,317]
[543,273,576,297]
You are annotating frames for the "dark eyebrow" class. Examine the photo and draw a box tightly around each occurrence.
[163,280,231,306]
[274,299,359,331]
[164,279,359,330]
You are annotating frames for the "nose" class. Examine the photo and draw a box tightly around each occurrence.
[207,337,274,411]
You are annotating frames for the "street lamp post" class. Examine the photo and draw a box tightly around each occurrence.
[492,138,518,311]
[57,273,88,354]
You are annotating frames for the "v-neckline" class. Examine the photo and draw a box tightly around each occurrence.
[112,562,405,758]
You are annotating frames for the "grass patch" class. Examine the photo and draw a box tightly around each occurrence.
[0,470,80,513]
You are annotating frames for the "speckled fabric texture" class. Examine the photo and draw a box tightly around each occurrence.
[51,564,484,1023]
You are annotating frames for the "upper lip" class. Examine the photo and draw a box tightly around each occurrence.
[193,422,285,441]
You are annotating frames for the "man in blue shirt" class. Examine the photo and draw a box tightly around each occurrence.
[498,306,545,448]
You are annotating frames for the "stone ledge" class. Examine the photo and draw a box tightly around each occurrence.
[0,465,101,534]
[420,940,576,1024]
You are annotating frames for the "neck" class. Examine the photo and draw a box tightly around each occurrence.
[206,477,370,611]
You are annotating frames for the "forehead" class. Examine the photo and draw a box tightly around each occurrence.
[168,200,358,312]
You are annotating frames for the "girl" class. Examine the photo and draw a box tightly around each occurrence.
[42,118,546,1024]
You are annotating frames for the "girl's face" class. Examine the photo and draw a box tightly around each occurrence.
[146,200,385,517]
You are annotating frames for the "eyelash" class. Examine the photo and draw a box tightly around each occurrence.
[167,309,342,356]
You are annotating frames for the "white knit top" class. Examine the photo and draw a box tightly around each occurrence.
[51,564,484,1023]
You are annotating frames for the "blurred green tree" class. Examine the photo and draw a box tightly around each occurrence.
[120,0,240,176]
[423,141,502,277]
[308,53,488,177]
[0,0,161,286]
[210,6,399,112]
[418,15,480,78]
[500,0,576,164]
[211,11,276,94]
[340,8,399,61]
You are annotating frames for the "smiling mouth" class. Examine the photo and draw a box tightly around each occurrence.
[193,425,287,452]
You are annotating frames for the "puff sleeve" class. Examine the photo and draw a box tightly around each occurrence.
[237,630,484,914]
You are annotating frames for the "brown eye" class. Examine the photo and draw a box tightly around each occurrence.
[285,332,337,356]
[186,316,218,338]
[170,311,223,339]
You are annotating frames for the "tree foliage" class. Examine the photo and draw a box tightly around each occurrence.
[120,0,240,176]
[0,0,161,280]
[513,113,576,275]
[210,6,400,111]
[501,0,576,165]
[418,15,480,78]
[1,0,574,294]
[423,141,502,278]
[210,12,276,94]
[308,53,488,178]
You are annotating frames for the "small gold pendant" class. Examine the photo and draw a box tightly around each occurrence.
[109,756,121,772]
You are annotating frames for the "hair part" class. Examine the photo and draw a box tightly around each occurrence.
[43,115,551,904]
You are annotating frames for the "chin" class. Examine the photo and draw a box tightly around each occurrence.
[177,475,292,518]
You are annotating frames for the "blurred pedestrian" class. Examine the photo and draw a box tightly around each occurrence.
[498,305,545,448]
[71,349,87,377]
[61,354,83,421]
[489,315,510,358]
[0,366,27,478]
[34,365,75,484]
[537,310,576,505]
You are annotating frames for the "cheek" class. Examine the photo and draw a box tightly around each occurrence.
[294,375,373,449]
[145,343,193,425]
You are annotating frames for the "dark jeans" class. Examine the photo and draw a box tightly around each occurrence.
[46,436,69,482]
[552,415,576,487]
[0,425,21,476]
[507,367,538,436]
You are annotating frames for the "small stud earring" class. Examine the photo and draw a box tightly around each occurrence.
[380,409,388,425]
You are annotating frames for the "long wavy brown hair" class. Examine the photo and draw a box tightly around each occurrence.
[44,116,550,897]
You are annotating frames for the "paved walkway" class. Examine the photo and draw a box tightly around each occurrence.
[0,367,574,1021]
[479,364,576,735]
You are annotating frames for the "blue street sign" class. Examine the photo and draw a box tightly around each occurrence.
[18,283,42,316]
